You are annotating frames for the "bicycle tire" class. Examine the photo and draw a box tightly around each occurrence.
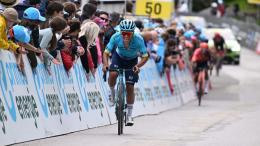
[117,82,124,135]
[216,57,222,76]
[198,80,203,106]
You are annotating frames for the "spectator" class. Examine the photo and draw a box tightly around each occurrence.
[88,0,98,6]
[134,20,144,32]
[0,8,21,52]
[14,0,41,19]
[170,21,178,29]
[79,3,100,77]
[0,0,19,11]
[163,39,180,94]
[21,7,46,69]
[71,0,81,10]
[41,1,64,29]
[63,2,77,21]
[39,16,67,75]
[124,1,136,21]
[60,20,84,72]
[94,10,110,65]
[95,10,109,51]
[103,12,120,54]
[70,0,81,18]
[9,24,31,75]
[141,31,154,60]
[81,3,97,21]
[147,30,161,63]
[95,10,109,28]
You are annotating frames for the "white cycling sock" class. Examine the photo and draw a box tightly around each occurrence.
[127,104,133,117]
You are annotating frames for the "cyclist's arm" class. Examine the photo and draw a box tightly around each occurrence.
[136,36,149,68]
[136,55,149,68]
[103,49,110,68]
[103,33,117,68]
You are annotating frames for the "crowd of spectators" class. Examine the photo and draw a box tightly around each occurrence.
[0,0,210,95]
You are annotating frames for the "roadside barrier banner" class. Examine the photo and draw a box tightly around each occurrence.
[0,49,195,145]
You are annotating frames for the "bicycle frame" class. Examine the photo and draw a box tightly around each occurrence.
[104,68,132,135]
[115,69,126,135]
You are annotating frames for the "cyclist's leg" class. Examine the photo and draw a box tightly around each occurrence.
[125,83,135,126]
[193,66,199,92]
[108,52,121,105]
[204,63,210,94]
[126,83,135,114]
[123,58,138,126]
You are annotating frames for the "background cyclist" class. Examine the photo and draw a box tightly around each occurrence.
[191,42,212,94]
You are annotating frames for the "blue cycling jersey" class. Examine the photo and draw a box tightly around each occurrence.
[105,32,148,60]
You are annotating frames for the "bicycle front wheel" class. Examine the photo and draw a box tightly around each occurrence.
[117,82,125,135]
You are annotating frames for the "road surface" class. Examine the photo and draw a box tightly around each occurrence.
[13,48,260,146]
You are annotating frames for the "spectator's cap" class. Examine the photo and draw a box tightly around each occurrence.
[2,8,20,23]
[12,25,30,43]
[23,7,46,21]
[0,0,19,7]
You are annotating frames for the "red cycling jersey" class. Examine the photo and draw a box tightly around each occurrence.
[191,48,211,63]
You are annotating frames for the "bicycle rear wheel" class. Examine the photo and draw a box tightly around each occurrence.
[117,82,124,135]
[216,57,222,76]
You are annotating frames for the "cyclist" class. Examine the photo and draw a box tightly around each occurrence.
[191,42,211,94]
[213,32,225,76]
[102,19,149,126]
[213,32,225,54]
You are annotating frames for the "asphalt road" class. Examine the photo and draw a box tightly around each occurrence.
[13,48,260,146]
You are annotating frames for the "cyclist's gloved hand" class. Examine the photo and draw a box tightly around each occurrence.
[133,66,140,74]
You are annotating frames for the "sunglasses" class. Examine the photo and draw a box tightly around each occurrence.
[99,17,109,22]
[121,31,133,38]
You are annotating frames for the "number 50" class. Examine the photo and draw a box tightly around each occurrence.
[145,2,162,15]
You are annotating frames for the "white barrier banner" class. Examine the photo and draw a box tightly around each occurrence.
[0,51,45,145]
[0,49,195,145]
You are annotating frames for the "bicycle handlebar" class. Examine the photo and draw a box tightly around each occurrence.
[102,68,135,82]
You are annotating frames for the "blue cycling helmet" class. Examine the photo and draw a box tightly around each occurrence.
[13,25,30,43]
[23,7,46,21]
[119,19,136,32]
